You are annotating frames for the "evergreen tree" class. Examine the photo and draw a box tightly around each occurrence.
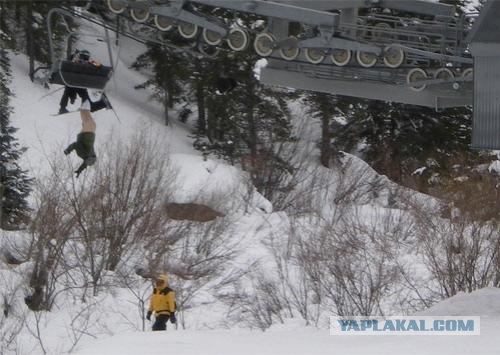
[0,0,76,79]
[0,45,32,228]
[203,49,294,198]
[333,98,473,188]
[132,44,189,125]
[304,92,350,168]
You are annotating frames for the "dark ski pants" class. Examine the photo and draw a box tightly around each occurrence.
[60,87,107,112]
[60,87,89,109]
[152,314,169,331]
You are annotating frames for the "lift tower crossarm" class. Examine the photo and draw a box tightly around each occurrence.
[149,5,228,36]
[270,0,455,17]
[193,0,339,27]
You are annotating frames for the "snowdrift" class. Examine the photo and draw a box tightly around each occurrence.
[75,289,500,355]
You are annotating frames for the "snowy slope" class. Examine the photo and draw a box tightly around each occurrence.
[75,289,500,355]
[9,49,272,210]
[417,287,500,318]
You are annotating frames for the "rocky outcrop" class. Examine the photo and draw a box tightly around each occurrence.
[165,202,224,222]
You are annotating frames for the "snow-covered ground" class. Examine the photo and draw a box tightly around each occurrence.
[75,288,500,355]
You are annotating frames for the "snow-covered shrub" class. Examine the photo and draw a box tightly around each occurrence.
[413,206,500,298]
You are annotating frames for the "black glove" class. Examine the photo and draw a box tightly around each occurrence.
[146,311,152,321]
[170,313,177,324]
[64,145,73,155]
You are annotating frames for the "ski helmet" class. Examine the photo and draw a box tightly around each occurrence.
[78,49,91,61]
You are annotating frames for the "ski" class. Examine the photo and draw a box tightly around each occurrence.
[51,110,80,116]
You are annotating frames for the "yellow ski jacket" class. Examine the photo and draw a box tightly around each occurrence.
[148,275,176,316]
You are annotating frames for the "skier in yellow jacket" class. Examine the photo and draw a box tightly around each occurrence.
[146,274,176,331]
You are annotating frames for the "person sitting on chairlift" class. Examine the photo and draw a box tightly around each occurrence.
[58,49,111,114]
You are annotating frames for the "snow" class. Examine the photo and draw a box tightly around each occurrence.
[253,58,268,80]
[488,160,500,174]
[412,166,427,176]
[74,289,500,354]
[75,318,500,355]
[417,288,500,318]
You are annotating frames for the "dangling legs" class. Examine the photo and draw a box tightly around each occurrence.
[64,100,95,155]
[75,88,91,104]
[59,87,78,114]
[80,100,96,133]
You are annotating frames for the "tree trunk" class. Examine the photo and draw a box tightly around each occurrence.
[206,97,216,142]
[163,74,170,126]
[164,91,169,126]
[26,1,35,81]
[196,81,206,134]
[0,184,4,229]
[15,2,22,23]
[320,113,332,168]
[244,78,261,191]
[167,76,175,109]
[246,80,258,159]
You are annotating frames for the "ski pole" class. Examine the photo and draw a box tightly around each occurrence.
[39,86,65,101]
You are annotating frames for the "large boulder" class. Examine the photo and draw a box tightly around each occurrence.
[165,202,224,222]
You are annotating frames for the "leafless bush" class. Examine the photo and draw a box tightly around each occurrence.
[23,164,76,311]
[272,151,386,215]
[220,268,291,330]
[412,205,500,298]
[114,272,151,332]
[291,206,411,317]
[143,216,239,328]
[63,130,178,296]
[218,162,412,329]
[64,299,100,353]
[264,231,321,326]
[0,271,27,354]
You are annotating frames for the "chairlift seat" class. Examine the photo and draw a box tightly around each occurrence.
[50,60,113,90]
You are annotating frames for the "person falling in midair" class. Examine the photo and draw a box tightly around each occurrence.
[64,100,97,178]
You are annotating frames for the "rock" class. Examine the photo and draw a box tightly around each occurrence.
[165,202,224,222]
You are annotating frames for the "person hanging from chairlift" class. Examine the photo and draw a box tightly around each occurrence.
[58,49,112,114]
[63,99,98,178]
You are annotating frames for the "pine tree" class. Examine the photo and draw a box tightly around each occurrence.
[332,97,473,188]
[0,0,77,79]
[304,92,350,168]
[0,45,32,228]
[132,44,189,125]
[202,48,294,198]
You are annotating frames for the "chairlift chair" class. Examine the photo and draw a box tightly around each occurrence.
[49,59,113,90]
[43,7,115,90]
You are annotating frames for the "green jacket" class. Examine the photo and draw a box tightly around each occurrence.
[66,132,96,176]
